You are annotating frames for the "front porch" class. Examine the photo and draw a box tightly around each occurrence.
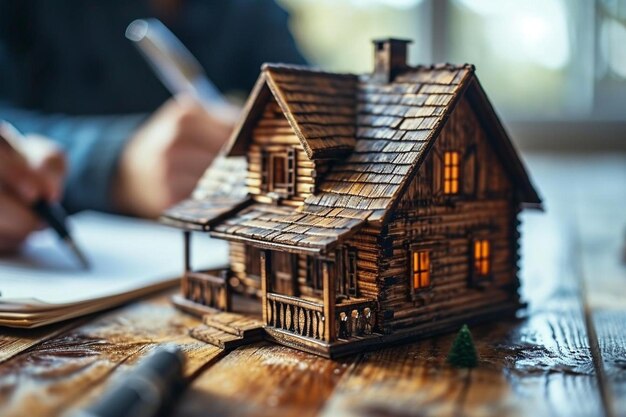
[258,249,381,357]
[175,229,382,357]
[264,292,379,356]
[173,268,262,317]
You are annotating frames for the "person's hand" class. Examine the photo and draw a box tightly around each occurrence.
[114,96,235,218]
[0,133,66,253]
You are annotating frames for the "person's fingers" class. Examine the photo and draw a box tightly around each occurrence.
[24,135,67,201]
[168,172,202,202]
[171,95,234,150]
[0,236,25,254]
[0,146,41,202]
[0,191,40,240]
[185,114,233,151]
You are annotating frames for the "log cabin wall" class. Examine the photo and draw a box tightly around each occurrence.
[344,225,382,301]
[375,96,519,333]
[229,242,262,298]
[342,224,385,326]
[246,98,332,207]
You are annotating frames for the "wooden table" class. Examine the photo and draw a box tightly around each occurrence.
[1,153,624,417]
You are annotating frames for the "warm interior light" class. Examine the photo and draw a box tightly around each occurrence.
[412,250,430,289]
[443,151,460,194]
[473,239,490,277]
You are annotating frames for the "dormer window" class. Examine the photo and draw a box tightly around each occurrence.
[270,154,288,192]
[262,147,296,198]
[443,151,460,194]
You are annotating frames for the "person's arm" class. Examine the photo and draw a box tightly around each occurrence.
[0,103,146,214]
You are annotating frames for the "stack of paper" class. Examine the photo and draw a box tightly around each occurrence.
[0,211,227,328]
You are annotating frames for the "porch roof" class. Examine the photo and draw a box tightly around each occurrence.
[209,203,366,254]
[160,196,251,231]
[160,156,250,231]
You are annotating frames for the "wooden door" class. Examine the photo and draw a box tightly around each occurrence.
[271,252,297,296]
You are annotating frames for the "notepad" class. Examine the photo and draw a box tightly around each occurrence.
[0,211,227,328]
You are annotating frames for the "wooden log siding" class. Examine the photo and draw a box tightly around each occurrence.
[229,242,262,297]
[373,95,519,333]
[247,99,332,205]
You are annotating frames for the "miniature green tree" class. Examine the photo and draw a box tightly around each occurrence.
[446,324,478,368]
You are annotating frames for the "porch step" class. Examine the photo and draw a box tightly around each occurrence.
[202,312,265,338]
[190,312,264,350]
[190,325,248,350]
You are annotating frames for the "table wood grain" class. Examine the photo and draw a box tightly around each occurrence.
[0,153,624,417]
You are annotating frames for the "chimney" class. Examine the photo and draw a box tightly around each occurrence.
[372,38,412,83]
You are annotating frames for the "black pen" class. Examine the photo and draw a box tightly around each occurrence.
[72,345,186,417]
[0,122,90,269]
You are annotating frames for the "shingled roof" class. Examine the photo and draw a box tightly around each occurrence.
[224,65,358,160]
[161,156,250,230]
[211,203,364,254]
[162,40,541,252]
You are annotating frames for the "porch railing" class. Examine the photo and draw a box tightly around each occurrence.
[183,269,231,311]
[266,293,326,341]
[335,299,377,340]
[266,293,378,342]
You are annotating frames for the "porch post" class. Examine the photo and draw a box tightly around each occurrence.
[182,231,191,297]
[260,250,270,324]
[183,231,191,272]
[322,261,336,343]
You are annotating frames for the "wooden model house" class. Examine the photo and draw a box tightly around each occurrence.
[161,39,542,358]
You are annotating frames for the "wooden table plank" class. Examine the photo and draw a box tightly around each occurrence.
[0,294,222,417]
[0,321,81,364]
[177,342,355,417]
[571,155,626,417]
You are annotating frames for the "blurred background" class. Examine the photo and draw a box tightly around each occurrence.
[279,0,626,151]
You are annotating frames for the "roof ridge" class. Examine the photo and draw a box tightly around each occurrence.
[411,62,475,71]
[261,63,358,79]
[263,62,475,81]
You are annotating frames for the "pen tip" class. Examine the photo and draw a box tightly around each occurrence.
[64,238,91,270]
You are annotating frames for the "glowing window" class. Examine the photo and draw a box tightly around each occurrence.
[411,250,431,290]
[443,151,460,194]
[473,240,490,277]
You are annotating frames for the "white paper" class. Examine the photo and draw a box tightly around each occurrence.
[0,211,227,306]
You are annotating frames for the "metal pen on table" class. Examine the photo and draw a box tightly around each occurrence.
[125,18,238,121]
[0,122,90,269]
[71,345,186,417]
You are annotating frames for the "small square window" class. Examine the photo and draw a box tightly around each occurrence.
[262,148,296,197]
[270,154,288,191]
[411,249,431,290]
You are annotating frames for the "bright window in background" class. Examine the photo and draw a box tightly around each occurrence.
[279,0,626,124]
[448,0,588,120]
[447,0,626,120]
[277,0,430,73]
